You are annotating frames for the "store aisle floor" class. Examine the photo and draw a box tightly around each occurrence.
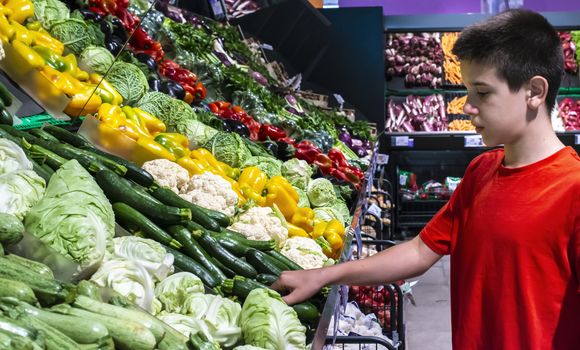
[404,255,452,350]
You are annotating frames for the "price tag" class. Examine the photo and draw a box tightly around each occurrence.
[464,135,484,147]
[260,43,274,51]
[333,94,345,105]
[376,153,389,165]
[367,203,382,217]
[575,134,580,145]
[392,136,414,147]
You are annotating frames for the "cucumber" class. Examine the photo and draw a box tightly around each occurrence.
[0,277,37,304]
[31,158,53,182]
[31,137,110,174]
[0,127,19,142]
[0,213,24,246]
[4,254,54,279]
[81,146,155,187]
[112,202,182,249]
[0,315,39,341]
[214,234,251,257]
[256,273,279,286]
[191,229,257,279]
[60,143,127,176]
[0,81,13,106]
[96,170,191,225]
[0,257,76,306]
[291,302,321,323]
[43,125,93,149]
[163,245,218,288]
[0,109,13,126]
[26,143,68,170]
[267,250,303,271]
[214,229,276,251]
[149,186,223,231]
[0,124,35,142]
[166,225,227,285]
[245,249,283,276]
[29,128,60,142]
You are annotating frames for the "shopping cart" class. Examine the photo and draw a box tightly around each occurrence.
[325,335,397,350]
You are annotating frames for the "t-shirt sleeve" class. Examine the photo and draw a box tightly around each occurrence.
[419,189,458,256]
[574,214,580,294]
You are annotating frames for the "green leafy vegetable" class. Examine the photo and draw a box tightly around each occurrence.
[154,272,204,313]
[49,19,96,55]
[174,119,218,150]
[329,200,351,225]
[307,178,337,207]
[241,156,282,178]
[78,46,115,75]
[0,139,32,176]
[106,62,149,105]
[281,159,312,191]
[0,170,45,220]
[293,187,310,208]
[240,288,306,350]
[32,0,70,29]
[109,236,174,282]
[24,160,114,270]
[137,91,196,128]
[204,132,252,168]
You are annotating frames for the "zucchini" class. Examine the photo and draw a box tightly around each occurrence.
[291,302,321,323]
[4,311,81,350]
[59,143,127,176]
[31,158,53,182]
[0,257,75,306]
[163,245,218,288]
[245,249,283,276]
[81,146,155,187]
[43,125,93,149]
[191,229,257,279]
[149,186,223,231]
[0,278,37,304]
[97,170,191,225]
[0,243,3,256]
[267,250,303,271]
[112,202,182,249]
[54,305,156,350]
[77,280,102,301]
[0,127,19,143]
[221,276,268,300]
[0,124,35,142]
[4,254,54,279]
[219,229,276,251]
[256,273,279,286]
[0,109,13,126]
[166,225,227,285]
[27,143,68,170]
[209,257,236,278]
[0,315,39,341]
[214,234,251,257]
[0,213,24,246]
[0,81,13,106]
[28,128,60,142]
[31,137,110,174]
[189,332,220,350]
[2,298,112,346]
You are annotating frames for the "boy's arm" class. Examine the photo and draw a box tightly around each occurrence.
[272,235,442,305]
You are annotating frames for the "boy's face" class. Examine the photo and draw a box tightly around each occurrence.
[460,60,528,147]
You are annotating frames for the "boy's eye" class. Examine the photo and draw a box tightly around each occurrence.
[477,91,489,97]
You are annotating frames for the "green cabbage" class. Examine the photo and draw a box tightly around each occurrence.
[307,178,336,207]
[137,91,196,128]
[313,207,342,223]
[0,170,45,220]
[281,159,312,191]
[293,187,310,208]
[204,132,252,168]
[154,272,204,313]
[49,19,95,55]
[330,200,351,225]
[0,139,32,176]
[90,259,155,312]
[241,156,282,178]
[157,313,208,338]
[78,46,115,75]
[109,236,174,282]
[174,119,218,150]
[182,293,242,348]
[240,288,306,350]
[106,62,148,105]
[32,0,70,29]
[234,346,267,350]
[24,160,114,270]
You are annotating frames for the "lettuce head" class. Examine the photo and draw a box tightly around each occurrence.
[0,170,45,220]
[154,272,204,313]
[109,236,174,282]
[281,159,312,191]
[204,132,252,168]
[307,178,336,207]
[242,156,282,178]
[0,139,32,175]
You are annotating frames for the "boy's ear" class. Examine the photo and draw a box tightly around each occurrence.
[526,76,548,110]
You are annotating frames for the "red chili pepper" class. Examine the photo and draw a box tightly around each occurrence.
[328,148,350,168]
[294,145,321,163]
[342,167,361,184]
[330,168,349,182]
[258,124,287,141]
[313,153,333,174]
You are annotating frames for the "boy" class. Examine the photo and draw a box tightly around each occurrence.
[272,9,580,349]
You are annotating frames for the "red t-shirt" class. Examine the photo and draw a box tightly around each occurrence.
[420,146,580,349]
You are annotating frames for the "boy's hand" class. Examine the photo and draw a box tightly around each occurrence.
[271,269,327,305]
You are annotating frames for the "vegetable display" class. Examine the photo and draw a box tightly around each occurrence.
[558,98,580,130]
[386,95,447,132]
[441,32,462,85]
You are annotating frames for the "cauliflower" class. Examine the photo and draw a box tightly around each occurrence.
[179,172,238,216]
[142,159,189,193]
[228,206,288,246]
[280,237,328,270]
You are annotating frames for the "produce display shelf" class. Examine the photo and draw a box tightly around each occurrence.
[386,87,580,97]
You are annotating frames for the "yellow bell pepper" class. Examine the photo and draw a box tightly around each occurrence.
[267,176,299,202]
[136,137,176,161]
[238,166,268,192]
[290,207,315,233]
[5,0,34,24]
[287,223,309,238]
[97,103,125,128]
[325,232,343,251]
[324,219,345,238]
[121,106,151,138]
[264,181,298,220]
[12,39,44,69]
[161,132,189,149]
[311,221,327,239]
[10,20,32,45]
[25,20,40,31]
[0,4,13,17]
[132,107,166,134]
[177,157,210,176]
[154,133,189,159]
[64,91,102,116]
[0,15,14,41]
[89,74,122,105]
[194,148,237,177]
[30,30,64,55]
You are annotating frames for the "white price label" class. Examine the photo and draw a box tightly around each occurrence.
[367,203,382,217]
[260,43,273,51]
[333,94,345,105]
[464,135,484,147]
[575,134,580,145]
[393,136,413,147]
[376,153,389,165]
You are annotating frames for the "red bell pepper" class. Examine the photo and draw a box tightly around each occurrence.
[192,82,206,103]
[277,137,296,145]
[330,168,349,182]
[313,153,333,174]
[328,148,350,168]
[258,124,287,141]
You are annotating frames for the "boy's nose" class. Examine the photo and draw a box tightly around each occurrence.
[463,98,479,116]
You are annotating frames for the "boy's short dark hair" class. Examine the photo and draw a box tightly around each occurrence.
[452,9,563,111]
